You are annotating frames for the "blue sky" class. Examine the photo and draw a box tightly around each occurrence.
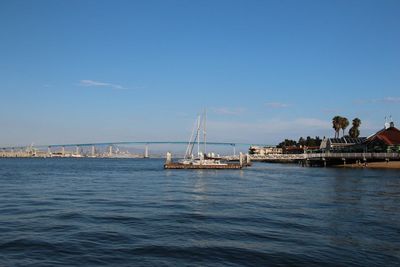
[1,0,399,146]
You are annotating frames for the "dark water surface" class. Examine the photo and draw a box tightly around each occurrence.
[0,158,399,266]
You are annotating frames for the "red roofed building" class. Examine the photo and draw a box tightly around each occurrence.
[366,122,400,152]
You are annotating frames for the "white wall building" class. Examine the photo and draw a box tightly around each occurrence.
[249,146,283,155]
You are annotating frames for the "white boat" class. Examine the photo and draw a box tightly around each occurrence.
[164,110,248,169]
[180,110,226,165]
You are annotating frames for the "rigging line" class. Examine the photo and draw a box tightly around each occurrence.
[185,117,198,159]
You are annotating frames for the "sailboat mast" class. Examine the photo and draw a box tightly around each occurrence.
[185,118,198,159]
[197,115,201,157]
[203,109,207,155]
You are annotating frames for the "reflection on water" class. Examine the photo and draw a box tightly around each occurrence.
[326,169,400,257]
[193,176,206,201]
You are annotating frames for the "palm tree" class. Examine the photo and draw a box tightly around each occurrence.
[353,118,361,128]
[332,116,342,138]
[349,127,360,138]
[340,117,349,137]
[349,118,361,138]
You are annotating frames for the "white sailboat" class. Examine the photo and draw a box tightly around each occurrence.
[164,110,249,169]
[179,110,227,166]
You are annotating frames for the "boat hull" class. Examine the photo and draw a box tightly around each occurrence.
[164,163,242,169]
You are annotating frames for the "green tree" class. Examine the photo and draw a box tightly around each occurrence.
[332,116,342,138]
[298,137,306,147]
[349,118,362,138]
[315,136,321,146]
[277,136,322,148]
[340,117,349,137]
[353,118,361,128]
[277,139,297,148]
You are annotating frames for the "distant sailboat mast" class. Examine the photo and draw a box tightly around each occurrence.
[184,110,207,159]
[188,115,201,159]
[185,117,198,160]
[197,114,201,157]
[203,109,207,155]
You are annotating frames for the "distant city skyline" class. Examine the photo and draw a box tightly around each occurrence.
[1,0,399,146]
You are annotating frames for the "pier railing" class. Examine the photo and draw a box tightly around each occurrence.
[305,152,400,160]
[225,154,305,161]
[226,153,400,162]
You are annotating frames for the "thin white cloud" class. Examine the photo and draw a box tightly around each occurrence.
[79,79,126,90]
[265,102,290,108]
[354,96,400,104]
[381,96,400,103]
[212,107,246,115]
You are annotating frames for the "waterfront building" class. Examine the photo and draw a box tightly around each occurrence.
[365,121,400,152]
[319,120,400,153]
[249,146,283,155]
[319,137,366,152]
[283,146,304,154]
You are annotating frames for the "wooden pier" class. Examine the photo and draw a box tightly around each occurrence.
[225,152,400,167]
[303,152,400,167]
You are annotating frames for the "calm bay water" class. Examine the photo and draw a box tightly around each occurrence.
[0,158,399,266]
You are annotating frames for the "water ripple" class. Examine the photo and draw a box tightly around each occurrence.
[0,158,399,266]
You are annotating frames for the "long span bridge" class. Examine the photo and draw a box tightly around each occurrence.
[0,141,271,158]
